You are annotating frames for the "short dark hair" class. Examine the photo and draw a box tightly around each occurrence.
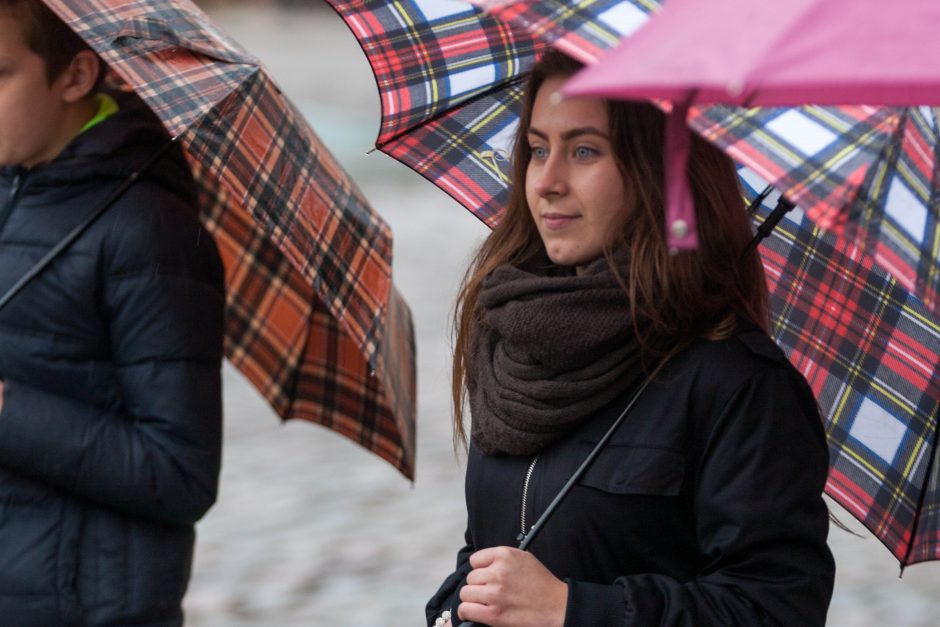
[0,0,101,84]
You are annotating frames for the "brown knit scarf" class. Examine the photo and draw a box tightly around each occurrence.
[469,253,646,456]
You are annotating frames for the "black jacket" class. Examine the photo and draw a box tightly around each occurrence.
[0,95,224,625]
[428,329,835,626]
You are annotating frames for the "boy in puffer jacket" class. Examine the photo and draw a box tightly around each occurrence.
[0,2,225,624]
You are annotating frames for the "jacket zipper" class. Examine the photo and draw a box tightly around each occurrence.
[520,455,539,536]
[0,170,25,236]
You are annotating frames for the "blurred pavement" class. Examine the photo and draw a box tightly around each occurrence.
[183,2,940,625]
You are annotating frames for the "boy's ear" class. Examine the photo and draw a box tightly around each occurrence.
[59,50,101,103]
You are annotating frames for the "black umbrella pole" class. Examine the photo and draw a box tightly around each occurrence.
[742,195,796,257]
[457,375,657,627]
[0,135,178,314]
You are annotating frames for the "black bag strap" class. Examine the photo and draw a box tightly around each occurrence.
[458,362,665,627]
[516,370,659,550]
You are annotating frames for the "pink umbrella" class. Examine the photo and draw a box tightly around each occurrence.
[564,0,940,567]
[564,0,940,251]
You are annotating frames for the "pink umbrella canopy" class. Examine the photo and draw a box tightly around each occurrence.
[566,0,940,107]
[565,0,940,252]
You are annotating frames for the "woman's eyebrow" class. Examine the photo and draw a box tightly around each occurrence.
[527,126,609,141]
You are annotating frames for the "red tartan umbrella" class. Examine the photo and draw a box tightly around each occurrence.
[324,0,540,226]
[44,0,416,479]
[333,0,939,564]
[325,0,655,226]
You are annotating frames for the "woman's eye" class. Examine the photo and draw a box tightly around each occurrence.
[574,146,597,159]
[531,146,548,159]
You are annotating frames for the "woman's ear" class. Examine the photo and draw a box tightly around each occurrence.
[59,50,101,103]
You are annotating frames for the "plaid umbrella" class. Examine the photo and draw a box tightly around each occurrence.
[324,0,533,226]
[324,0,663,226]
[741,173,939,567]
[333,0,939,563]
[44,0,416,479]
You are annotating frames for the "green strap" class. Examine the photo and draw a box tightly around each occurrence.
[78,93,119,135]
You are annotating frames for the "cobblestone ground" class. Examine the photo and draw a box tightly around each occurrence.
[184,3,940,625]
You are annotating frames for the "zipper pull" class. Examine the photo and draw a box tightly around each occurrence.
[0,168,25,235]
[7,170,22,199]
[519,455,539,537]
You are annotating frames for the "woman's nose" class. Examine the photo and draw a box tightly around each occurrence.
[534,155,566,197]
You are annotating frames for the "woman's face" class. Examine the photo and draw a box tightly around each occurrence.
[525,76,632,271]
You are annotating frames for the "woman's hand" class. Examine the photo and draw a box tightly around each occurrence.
[457,546,567,627]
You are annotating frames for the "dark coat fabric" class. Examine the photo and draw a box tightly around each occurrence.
[0,94,224,626]
[428,328,835,626]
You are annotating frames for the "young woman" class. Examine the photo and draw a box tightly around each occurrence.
[426,50,835,627]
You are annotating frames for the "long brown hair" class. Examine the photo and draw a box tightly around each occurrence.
[451,50,769,447]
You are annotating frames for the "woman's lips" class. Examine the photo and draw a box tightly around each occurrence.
[541,213,579,230]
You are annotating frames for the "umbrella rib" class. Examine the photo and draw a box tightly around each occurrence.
[374,75,529,151]
[746,184,775,216]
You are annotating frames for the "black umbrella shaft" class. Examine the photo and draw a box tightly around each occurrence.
[0,136,178,314]
[743,195,796,257]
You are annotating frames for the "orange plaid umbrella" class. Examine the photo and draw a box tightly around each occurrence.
[43,0,416,478]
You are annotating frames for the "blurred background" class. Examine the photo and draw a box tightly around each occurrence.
[184,1,940,625]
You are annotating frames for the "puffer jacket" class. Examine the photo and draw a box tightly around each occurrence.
[0,92,225,626]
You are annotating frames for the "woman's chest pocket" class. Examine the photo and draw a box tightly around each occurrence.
[577,444,685,496]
